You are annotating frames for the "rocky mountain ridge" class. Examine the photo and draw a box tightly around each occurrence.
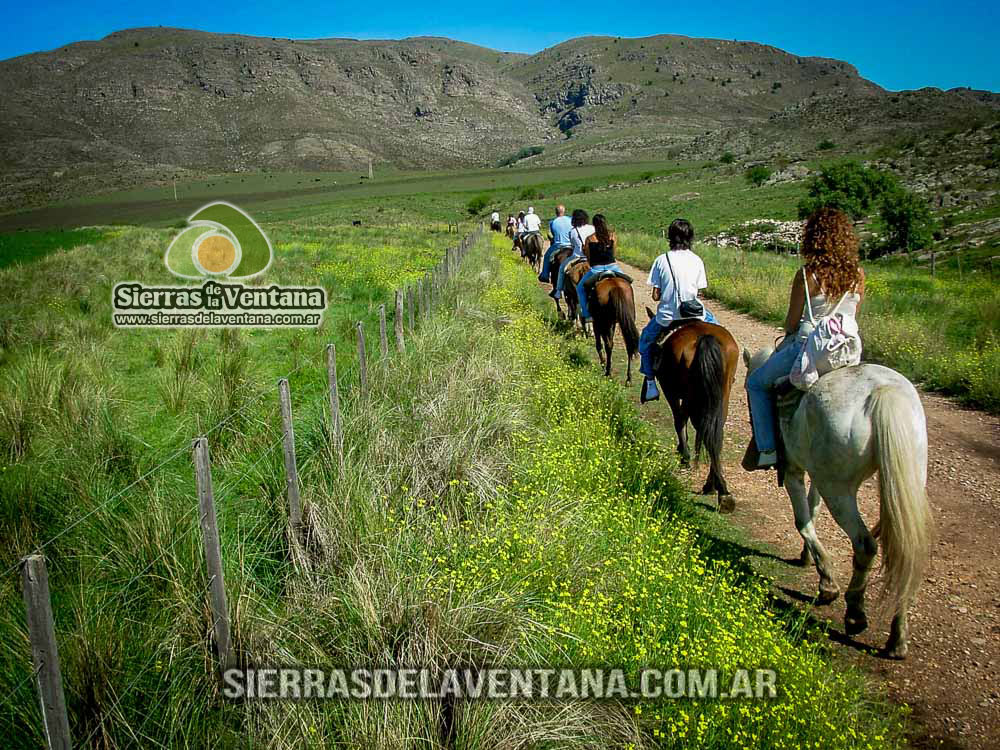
[1,27,997,210]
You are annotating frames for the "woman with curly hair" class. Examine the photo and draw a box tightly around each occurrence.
[746,207,866,469]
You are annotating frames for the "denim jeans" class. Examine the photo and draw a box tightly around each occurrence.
[554,253,581,298]
[639,319,664,377]
[638,308,719,377]
[577,264,621,320]
[539,243,568,280]
[746,339,801,453]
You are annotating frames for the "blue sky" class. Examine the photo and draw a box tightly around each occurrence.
[4,0,998,92]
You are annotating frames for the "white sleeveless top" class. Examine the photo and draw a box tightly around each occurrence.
[798,270,860,335]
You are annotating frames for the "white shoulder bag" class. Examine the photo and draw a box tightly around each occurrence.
[790,270,862,390]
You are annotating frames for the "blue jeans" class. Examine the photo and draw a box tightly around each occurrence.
[539,243,569,280]
[577,263,621,320]
[746,340,801,453]
[639,320,665,377]
[554,252,582,298]
[638,308,719,378]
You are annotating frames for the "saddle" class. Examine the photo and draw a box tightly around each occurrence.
[582,269,633,293]
[553,247,572,265]
[653,317,704,348]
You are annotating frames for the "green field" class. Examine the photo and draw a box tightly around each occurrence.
[1,210,907,746]
[3,154,998,412]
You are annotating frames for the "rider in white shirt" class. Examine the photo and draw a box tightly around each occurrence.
[523,207,542,233]
[639,219,717,402]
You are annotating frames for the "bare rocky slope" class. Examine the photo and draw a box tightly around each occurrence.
[1,27,998,209]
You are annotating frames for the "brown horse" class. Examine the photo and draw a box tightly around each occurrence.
[521,233,544,272]
[645,309,740,512]
[505,224,515,239]
[588,278,640,384]
[561,257,589,324]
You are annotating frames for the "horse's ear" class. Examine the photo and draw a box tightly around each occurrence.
[742,348,752,367]
[645,307,654,320]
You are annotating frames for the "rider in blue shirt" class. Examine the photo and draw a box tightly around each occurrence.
[538,205,573,282]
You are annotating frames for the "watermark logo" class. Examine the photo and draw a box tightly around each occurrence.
[221,667,778,701]
[164,201,272,279]
[113,202,327,328]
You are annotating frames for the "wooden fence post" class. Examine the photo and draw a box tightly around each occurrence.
[326,344,343,466]
[424,275,431,314]
[21,555,72,750]
[277,378,302,535]
[192,437,235,676]
[378,304,388,358]
[356,322,368,400]
[407,287,415,332]
[931,251,936,276]
[394,291,405,352]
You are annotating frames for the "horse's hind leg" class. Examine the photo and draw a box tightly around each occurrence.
[815,480,878,638]
[665,392,691,467]
[604,329,614,378]
[593,326,605,365]
[786,472,839,603]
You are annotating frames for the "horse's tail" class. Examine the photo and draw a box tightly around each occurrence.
[611,285,640,357]
[871,385,931,613]
[690,334,725,462]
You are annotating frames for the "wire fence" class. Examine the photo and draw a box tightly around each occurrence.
[3,225,485,749]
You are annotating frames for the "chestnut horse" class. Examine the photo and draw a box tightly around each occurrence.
[589,278,640,384]
[645,309,740,512]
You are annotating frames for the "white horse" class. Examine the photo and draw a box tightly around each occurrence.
[744,349,932,659]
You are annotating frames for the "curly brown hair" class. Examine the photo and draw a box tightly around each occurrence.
[801,207,861,298]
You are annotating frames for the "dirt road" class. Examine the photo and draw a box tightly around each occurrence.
[561,260,1000,748]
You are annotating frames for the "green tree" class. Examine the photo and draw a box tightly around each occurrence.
[797,161,897,220]
[745,165,772,187]
[466,194,490,216]
[879,188,936,252]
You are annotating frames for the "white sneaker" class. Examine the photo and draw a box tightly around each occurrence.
[757,450,778,468]
[641,378,659,403]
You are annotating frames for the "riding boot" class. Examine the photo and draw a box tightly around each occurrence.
[741,435,761,471]
[640,377,659,404]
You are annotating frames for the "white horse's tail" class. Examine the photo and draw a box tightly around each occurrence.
[871,385,932,612]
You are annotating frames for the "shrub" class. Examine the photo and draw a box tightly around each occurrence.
[818,139,836,150]
[797,161,898,220]
[745,165,772,187]
[518,186,541,201]
[466,194,490,216]
[497,145,544,168]
[878,188,937,252]
[720,152,736,164]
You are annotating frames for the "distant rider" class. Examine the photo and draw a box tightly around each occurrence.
[552,209,595,301]
[638,219,717,403]
[576,214,623,322]
[523,206,542,234]
[538,204,573,283]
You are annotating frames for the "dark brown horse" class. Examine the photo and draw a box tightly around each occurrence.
[560,257,589,324]
[521,233,544,272]
[589,278,640,384]
[645,309,740,512]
